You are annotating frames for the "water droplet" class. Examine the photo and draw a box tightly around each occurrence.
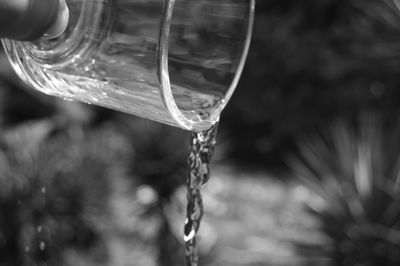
[25,246,30,252]
[37,226,43,233]
[39,241,46,251]
[184,219,196,242]
[41,187,47,194]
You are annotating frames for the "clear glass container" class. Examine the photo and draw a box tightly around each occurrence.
[2,0,254,132]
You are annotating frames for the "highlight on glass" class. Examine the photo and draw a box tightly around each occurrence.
[2,0,255,132]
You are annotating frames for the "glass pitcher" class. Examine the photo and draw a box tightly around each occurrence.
[2,0,254,132]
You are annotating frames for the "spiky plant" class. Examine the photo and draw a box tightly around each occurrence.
[289,114,400,266]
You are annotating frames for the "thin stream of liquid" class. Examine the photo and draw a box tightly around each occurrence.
[184,123,219,266]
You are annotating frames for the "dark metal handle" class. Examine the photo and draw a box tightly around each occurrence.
[0,0,60,41]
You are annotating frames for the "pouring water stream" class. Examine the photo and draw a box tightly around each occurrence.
[185,123,219,266]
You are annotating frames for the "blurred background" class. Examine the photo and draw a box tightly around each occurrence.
[1,0,400,265]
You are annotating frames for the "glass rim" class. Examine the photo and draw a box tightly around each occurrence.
[16,0,102,69]
[158,0,256,132]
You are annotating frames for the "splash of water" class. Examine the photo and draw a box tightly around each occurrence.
[184,123,219,266]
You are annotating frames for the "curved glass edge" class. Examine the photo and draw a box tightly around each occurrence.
[220,0,255,110]
[157,0,194,131]
[2,39,32,86]
[21,1,101,70]
[158,0,256,132]
[1,39,64,97]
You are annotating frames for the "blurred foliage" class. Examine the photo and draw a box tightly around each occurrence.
[290,114,400,266]
[225,0,400,168]
[0,121,125,265]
